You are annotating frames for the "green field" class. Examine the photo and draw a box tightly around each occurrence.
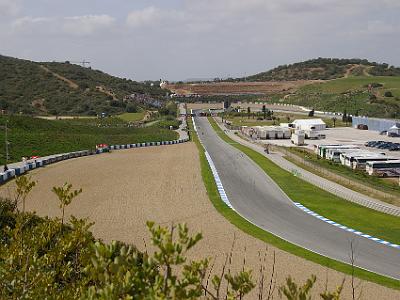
[118,112,146,122]
[0,115,178,165]
[188,117,399,289]
[303,76,400,96]
[283,76,400,118]
[207,117,400,245]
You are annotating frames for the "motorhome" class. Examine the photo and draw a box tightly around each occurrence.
[340,152,386,167]
[324,145,360,161]
[366,160,400,177]
[352,156,396,170]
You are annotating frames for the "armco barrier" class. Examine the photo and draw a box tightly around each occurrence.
[0,136,189,186]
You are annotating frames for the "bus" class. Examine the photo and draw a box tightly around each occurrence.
[366,160,400,177]
[352,156,397,170]
[325,146,360,162]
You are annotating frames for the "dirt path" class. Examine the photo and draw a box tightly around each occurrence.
[96,85,118,100]
[167,81,319,96]
[344,64,358,78]
[363,66,373,77]
[0,144,397,299]
[39,65,79,89]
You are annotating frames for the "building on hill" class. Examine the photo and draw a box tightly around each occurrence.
[292,119,326,131]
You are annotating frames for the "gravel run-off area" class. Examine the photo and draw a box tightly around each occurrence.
[0,143,398,299]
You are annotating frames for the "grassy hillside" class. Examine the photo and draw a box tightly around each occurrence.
[0,115,178,165]
[0,55,166,115]
[283,76,400,118]
[245,58,400,81]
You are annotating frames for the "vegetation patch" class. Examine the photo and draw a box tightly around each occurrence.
[117,112,146,122]
[283,76,400,118]
[0,115,178,165]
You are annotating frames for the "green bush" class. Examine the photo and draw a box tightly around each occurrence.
[384,91,393,97]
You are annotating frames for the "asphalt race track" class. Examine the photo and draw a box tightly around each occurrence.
[194,115,400,280]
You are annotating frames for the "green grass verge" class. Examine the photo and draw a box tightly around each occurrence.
[0,115,178,165]
[118,112,146,122]
[187,117,399,289]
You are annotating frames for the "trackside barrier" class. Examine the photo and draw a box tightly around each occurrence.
[0,135,190,186]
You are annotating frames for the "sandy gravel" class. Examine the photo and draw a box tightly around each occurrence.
[1,143,398,299]
[167,81,319,96]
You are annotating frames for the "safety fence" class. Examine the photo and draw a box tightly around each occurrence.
[0,137,190,186]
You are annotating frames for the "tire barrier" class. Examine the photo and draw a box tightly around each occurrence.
[0,137,190,186]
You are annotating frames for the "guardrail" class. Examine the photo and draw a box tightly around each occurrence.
[0,137,190,186]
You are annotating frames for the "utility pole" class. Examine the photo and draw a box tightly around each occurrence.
[5,121,9,165]
[1,120,9,170]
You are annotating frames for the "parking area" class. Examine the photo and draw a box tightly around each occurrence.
[255,127,400,159]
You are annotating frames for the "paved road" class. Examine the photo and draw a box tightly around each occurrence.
[194,115,400,280]
[214,119,400,217]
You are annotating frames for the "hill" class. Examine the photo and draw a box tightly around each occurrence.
[282,76,400,118]
[0,55,166,115]
[245,58,400,81]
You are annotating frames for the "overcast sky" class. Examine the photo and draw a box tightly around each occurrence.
[1,0,400,81]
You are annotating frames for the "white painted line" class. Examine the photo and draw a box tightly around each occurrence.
[295,203,399,250]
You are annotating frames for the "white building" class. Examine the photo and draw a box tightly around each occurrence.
[388,124,400,136]
[292,119,326,131]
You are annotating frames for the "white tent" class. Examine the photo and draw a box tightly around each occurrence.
[388,124,400,135]
[292,119,326,131]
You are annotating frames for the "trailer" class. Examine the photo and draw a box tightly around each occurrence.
[291,130,305,145]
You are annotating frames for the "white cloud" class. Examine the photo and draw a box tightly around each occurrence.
[126,6,184,28]
[63,15,115,36]
[12,16,52,28]
[126,6,160,28]
[10,14,115,37]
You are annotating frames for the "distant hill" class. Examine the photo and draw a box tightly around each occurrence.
[0,55,166,115]
[245,58,400,81]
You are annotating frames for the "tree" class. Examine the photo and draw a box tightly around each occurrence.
[14,175,37,213]
[247,107,251,119]
[332,117,337,128]
[262,105,267,120]
[279,275,316,300]
[126,104,138,113]
[52,183,82,226]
